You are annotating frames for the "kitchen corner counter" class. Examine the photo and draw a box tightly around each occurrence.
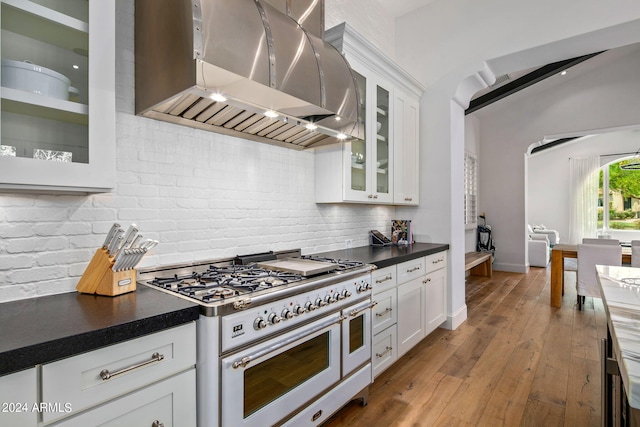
[597,265,640,410]
[311,242,449,269]
[0,286,200,376]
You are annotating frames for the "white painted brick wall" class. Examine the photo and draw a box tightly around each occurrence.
[0,0,398,302]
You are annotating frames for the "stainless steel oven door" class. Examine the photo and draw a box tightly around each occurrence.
[342,299,375,376]
[221,313,342,427]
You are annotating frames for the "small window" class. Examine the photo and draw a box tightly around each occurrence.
[464,152,477,226]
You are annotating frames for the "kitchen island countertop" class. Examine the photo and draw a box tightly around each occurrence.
[0,286,199,376]
[597,265,640,409]
[311,242,449,269]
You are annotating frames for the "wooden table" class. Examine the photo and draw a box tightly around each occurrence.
[550,243,631,307]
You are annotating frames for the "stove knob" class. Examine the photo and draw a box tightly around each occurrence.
[253,317,267,330]
[293,305,306,315]
[356,284,367,293]
[316,297,328,307]
[325,295,336,305]
[268,313,281,324]
[281,309,294,320]
[305,301,318,311]
[341,289,352,299]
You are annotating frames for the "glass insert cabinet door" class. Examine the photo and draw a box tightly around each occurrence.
[347,69,392,202]
[350,70,367,194]
[375,84,390,197]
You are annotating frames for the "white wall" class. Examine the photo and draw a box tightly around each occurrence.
[394,0,640,329]
[528,130,640,244]
[0,0,395,302]
[325,0,395,58]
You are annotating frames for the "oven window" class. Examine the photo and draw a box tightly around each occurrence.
[244,332,330,418]
[349,315,364,354]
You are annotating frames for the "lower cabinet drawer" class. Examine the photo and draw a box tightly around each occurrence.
[425,251,447,274]
[0,368,38,426]
[396,257,426,284]
[371,266,396,293]
[42,322,196,424]
[50,368,196,427]
[372,288,396,335]
[372,325,397,378]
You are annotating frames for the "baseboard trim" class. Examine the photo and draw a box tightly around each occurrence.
[492,262,528,273]
[442,304,467,330]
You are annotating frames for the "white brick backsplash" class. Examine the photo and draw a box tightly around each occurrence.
[0,0,398,302]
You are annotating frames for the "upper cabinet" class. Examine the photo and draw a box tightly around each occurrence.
[0,0,115,192]
[315,23,424,205]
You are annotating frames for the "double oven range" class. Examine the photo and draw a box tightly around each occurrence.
[139,250,376,427]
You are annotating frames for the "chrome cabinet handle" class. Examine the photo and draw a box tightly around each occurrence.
[404,197,412,201]
[349,301,378,317]
[375,307,392,317]
[423,278,432,284]
[376,346,393,358]
[100,352,164,381]
[368,194,374,199]
[375,275,392,284]
[152,421,164,427]
[407,266,421,273]
[432,258,444,264]
[373,195,378,199]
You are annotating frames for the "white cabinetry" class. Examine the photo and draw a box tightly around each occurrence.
[0,368,37,426]
[28,322,196,426]
[371,266,397,378]
[424,252,447,335]
[370,251,448,376]
[316,22,424,205]
[393,90,420,205]
[0,0,115,192]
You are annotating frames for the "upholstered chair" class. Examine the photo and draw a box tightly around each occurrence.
[576,243,621,310]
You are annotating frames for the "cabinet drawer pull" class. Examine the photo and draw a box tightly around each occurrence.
[432,258,443,264]
[368,194,374,199]
[407,266,421,273]
[404,197,412,201]
[100,352,164,381]
[376,346,393,358]
[375,275,393,284]
[375,307,393,317]
[152,421,164,427]
[423,278,432,284]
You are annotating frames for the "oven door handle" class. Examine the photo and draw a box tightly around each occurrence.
[349,301,378,317]
[231,315,346,369]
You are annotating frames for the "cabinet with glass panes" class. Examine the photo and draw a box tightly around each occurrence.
[0,0,114,192]
[315,22,423,205]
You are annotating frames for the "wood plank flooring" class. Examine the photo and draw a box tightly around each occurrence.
[322,267,606,427]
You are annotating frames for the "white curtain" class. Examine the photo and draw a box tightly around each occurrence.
[568,156,600,244]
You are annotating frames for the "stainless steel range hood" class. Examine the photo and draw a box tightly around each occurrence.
[135,0,363,150]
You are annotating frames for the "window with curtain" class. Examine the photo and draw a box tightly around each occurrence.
[568,156,600,243]
[464,152,477,227]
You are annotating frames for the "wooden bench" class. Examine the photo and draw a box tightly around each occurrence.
[465,252,493,277]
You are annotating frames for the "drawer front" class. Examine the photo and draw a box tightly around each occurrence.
[373,325,397,378]
[372,265,397,294]
[425,251,447,274]
[42,322,196,423]
[0,368,37,426]
[396,257,426,284]
[50,368,196,427]
[372,287,396,335]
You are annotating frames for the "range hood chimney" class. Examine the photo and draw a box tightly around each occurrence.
[135,0,363,150]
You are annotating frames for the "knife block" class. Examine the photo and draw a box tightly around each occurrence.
[76,248,137,296]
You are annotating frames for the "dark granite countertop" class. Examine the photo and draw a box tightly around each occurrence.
[0,286,199,376]
[311,242,449,269]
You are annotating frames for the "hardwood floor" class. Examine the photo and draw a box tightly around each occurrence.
[323,267,606,427]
